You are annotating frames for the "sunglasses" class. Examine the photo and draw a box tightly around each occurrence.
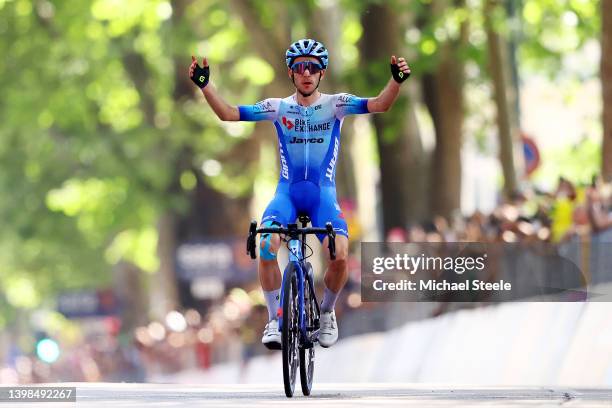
[291,61,324,75]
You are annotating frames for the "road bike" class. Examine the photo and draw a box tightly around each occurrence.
[247,215,336,397]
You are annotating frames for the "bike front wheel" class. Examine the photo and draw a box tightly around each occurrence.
[282,264,299,398]
[299,262,317,396]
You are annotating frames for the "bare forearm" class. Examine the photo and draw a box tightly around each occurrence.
[367,78,401,113]
[201,83,240,121]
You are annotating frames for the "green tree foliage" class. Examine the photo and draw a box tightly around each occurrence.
[0,0,271,326]
[520,0,599,75]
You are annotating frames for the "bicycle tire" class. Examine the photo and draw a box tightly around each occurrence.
[282,263,299,398]
[300,262,317,396]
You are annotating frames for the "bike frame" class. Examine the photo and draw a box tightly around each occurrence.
[246,218,334,348]
[279,236,310,345]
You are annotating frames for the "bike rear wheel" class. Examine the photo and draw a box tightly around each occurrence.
[299,262,317,396]
[282,264,299,398]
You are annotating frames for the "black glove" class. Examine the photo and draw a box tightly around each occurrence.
[190,64,210,89]
[391,63,410,83]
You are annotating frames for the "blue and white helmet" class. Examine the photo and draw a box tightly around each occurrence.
[285,38,328,69]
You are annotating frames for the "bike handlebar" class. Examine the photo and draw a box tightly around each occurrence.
[246,221,336,261]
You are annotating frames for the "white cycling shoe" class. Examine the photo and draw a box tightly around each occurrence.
[261,319,281,350]
[319,310,338,348]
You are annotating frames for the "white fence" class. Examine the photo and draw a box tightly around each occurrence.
[153,297,612,386]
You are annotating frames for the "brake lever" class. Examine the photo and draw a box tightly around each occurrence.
[325,222,336,260]
[247,221,257,259]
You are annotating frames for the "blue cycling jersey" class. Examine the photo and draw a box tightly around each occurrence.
[238,92,370,239]
[238,93,369,186]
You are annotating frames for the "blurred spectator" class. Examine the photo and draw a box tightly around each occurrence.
[408,224,426,242]
[550,177,579,242]
[587,182,612,233]
[386,227,407,242]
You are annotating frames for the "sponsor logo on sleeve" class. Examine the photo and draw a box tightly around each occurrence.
[253,100,275,114]
[336,94,361,109]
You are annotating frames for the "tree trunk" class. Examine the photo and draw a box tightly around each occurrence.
[602,0,612,181]
[505,0,522,126]
[422,0,468,221]
[431,55,464,219]
[360,3,427,236]
[485,0,519,197]
[114,262,149,331]
[423,50,464,220]
[153,212,180,318]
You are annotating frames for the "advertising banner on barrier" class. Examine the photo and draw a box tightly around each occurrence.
[175,239,256,283]
[57,289,118,318]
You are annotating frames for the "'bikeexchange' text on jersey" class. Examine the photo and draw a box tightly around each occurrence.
[238,93,369,186]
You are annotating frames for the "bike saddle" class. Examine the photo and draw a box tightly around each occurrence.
[297,214,311,227]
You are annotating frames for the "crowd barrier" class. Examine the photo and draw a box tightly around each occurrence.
[152,230,612,386]
[495,230,612,300]
[153,297,612,386]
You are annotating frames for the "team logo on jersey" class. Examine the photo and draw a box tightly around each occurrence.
[289,136,324,144]
[282,116,294,130]
[287,105,300,115]
[291,118,331,133]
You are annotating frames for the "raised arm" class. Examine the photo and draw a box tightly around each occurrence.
[189,56,240,121]
[367,55,411,113]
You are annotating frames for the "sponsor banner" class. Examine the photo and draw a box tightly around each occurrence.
[57,289,117,318]
[361,242,612,302]
[175,239,256,283]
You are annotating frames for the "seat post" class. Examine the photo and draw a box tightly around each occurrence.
[298,215,310,258]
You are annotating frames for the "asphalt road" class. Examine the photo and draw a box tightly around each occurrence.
[1,383,611,407]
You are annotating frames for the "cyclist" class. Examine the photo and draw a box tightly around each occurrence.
[189,39,410,349]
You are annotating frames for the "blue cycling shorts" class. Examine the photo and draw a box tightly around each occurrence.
[261,181,348,242]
